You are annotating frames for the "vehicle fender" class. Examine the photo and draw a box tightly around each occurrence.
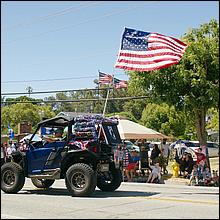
[60,150,98,177]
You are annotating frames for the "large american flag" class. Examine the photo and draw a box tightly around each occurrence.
[114,78,128,89]
[98,71,113,85]
[115,27,188,72]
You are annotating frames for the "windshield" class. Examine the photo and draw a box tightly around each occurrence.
[102,124,122,145]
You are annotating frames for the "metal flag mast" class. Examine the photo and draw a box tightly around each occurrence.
[102,71,114,117]
[98,70,114,139]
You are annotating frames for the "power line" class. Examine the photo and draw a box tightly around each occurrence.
[22,51,115,67]
[3,1,103,31]
[1,96,149,104]
[2,75,97,84]
[2,73,126,84]
[2,87,113,96]
[2,2,152,45]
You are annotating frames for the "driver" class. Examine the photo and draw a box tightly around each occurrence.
[43,128,64,143]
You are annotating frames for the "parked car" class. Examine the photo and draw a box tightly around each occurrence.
[123,140,140,153]
[170,140,219,161]
[170,140,197,161]
[190,141,219,157]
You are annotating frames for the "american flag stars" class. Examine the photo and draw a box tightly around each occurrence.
[115,27,187,71]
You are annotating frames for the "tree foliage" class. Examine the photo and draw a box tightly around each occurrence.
[140,103,186,138]
[127,19,219,144]
[1,103,55,134]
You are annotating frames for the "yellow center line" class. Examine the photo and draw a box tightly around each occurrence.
[129,196,219,205]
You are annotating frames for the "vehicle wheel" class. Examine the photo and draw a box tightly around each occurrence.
[1,162,25,193]
[97,163,122,192]
[65,163,96,197]
[31,178,55,189]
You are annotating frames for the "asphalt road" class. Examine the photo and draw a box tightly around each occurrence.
[1,179,219,219]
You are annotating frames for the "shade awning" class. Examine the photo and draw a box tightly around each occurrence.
[117,119,169,140]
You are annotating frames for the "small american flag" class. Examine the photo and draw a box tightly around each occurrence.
[115,27,187,72]
[98,71,113,85]
[114,78,128,89]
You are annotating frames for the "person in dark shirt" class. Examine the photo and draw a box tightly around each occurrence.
[150,144,161,165]
[184,153,194,178]
[179,153,187,176]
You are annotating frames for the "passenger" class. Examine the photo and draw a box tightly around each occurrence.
[43,128,64,143]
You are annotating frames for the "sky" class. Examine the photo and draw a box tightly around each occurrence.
[1,1,219,99]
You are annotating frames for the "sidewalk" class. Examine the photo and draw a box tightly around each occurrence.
[123,173,189,185]
[164,176,189,185]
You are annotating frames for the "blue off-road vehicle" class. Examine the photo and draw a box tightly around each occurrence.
[1,114,123,197]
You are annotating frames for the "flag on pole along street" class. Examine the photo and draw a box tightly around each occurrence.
[113,77,128,89]
[115,27,188,72]
[98,71,113,85]
[7,123,14,139]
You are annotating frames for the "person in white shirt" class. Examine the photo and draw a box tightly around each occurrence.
[6,145,12,157]
[161,139,170,174]
[11,143,17,153]
[147,162,161,183]
[161,139,170,158]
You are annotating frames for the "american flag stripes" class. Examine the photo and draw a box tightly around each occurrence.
[114,78,128,89]
[98,71,128,89]
[98,71,113,85]
[115,27,188,72]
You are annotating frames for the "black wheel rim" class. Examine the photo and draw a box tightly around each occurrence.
[3,170,15,186]
[71,172,86,189]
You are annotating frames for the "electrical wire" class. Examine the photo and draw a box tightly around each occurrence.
[2,2,156,45]
[1,96,149,104]
[3,1,103,31]
[2,87,114,96]
[2,73,126,84]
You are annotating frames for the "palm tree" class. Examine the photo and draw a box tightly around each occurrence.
[26,86,33,98]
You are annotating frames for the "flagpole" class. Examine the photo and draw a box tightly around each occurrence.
[102,88,110,116]
[98,69,100,98]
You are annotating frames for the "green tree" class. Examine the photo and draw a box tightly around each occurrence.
[4,96,43,105]
[206,108,219,133]
[26,86,33,98]
[128,19,219,146]
[140,103,187,138]
[1,103,55,134]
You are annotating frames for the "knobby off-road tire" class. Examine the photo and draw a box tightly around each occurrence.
[1,162,25,193]
[65,163,97,197]
[97,163,122,192]
[31,178,55,189]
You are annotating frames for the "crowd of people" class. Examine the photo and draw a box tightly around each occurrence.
[1,140,18,165]
[173,146,218,186]
[114,139,218,186]
[114,138,171,184]
[1,137,218,186]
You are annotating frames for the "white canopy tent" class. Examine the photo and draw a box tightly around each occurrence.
[117,119,169,140]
